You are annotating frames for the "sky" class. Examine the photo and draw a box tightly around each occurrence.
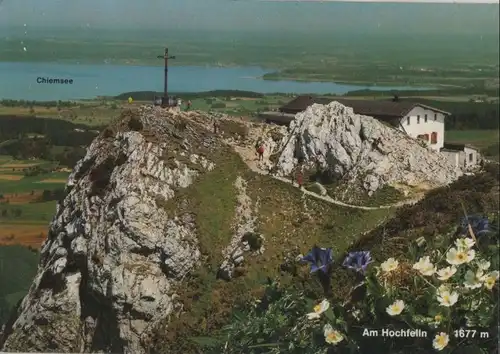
[0,0,498,33]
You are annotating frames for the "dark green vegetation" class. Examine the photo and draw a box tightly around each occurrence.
[413,98,499,130]
[262,58,499,88]
[0,115,97,166]
[446,130,500,160]
[0,246,39,325]
[114,90,265,101]
[0,99,78,109]
[159,164,499,354]
[345,87,499,98]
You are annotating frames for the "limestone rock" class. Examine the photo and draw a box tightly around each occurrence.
[0,106,221,354]
[271,102,462,196]
[218,177,264,280]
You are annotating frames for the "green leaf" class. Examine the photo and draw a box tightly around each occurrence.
[247,342,282,349]
[324,308,335,322]
[305,297,316,311]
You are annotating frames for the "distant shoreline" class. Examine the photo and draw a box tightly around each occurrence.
[1,61,497,102]
[0,60,441,88]
[0,59,263,70]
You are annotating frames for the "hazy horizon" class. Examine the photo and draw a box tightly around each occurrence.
[0,0,498,35]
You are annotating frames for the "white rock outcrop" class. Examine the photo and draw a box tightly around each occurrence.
[218,177,264,280]
[272,102,462,196]
[0,107,219,354]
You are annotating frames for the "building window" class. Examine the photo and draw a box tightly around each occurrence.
[469,153,473,162]
[424,114,428,123]
[417,134,430,144]
[431,132,438,144]
[417,115,420,124]
[434,113,437,121]
[407,117,410,125]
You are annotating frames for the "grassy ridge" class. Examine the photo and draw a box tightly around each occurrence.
[152,148,394,352]
[175,166,500,354]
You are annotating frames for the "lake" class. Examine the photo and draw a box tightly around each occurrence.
[0,62,431,101]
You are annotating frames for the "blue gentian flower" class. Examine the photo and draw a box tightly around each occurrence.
[301,246,334,274]
[460,215,495,237]
[342,251,373,274]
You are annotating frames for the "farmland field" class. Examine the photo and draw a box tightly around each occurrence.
[446,129,499,153]
[0,104,122,127]
[0,156,68,249]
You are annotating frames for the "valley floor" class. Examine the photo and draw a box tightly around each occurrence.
[0,156,69,249]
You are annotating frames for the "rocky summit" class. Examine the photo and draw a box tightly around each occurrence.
[0,102,471,354]
[0,107,226,353]
[267,102,463,199]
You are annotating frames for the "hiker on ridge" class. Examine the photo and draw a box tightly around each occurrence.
[213,119,219,134]
[257,144,265,161]
[296,169,304,189]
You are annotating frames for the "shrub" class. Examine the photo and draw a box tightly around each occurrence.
[481,142,499,159]
[174,120,187,132]
[128,117,143,131]
[211,102,226,109]
[218,120,249,139]
[102,128,114,139]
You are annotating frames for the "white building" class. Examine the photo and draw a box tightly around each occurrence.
[441,143,481,170]
[260,95,480,169]
[394,104,447,151]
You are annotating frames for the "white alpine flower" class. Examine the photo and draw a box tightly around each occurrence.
[306,299,330,320]
[381,258,399,273]
[436,266,457,281]
[455,237,475,250]
[386,300,405,316]
[323,324,344,345]
[446,247,475,265]
[412,256,436,276]
[433,332,449,351]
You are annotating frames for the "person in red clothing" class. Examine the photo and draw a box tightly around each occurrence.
[297,169,304,188]
[257,144,264,161]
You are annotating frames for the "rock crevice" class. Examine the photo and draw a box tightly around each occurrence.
[0,107,219,354]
